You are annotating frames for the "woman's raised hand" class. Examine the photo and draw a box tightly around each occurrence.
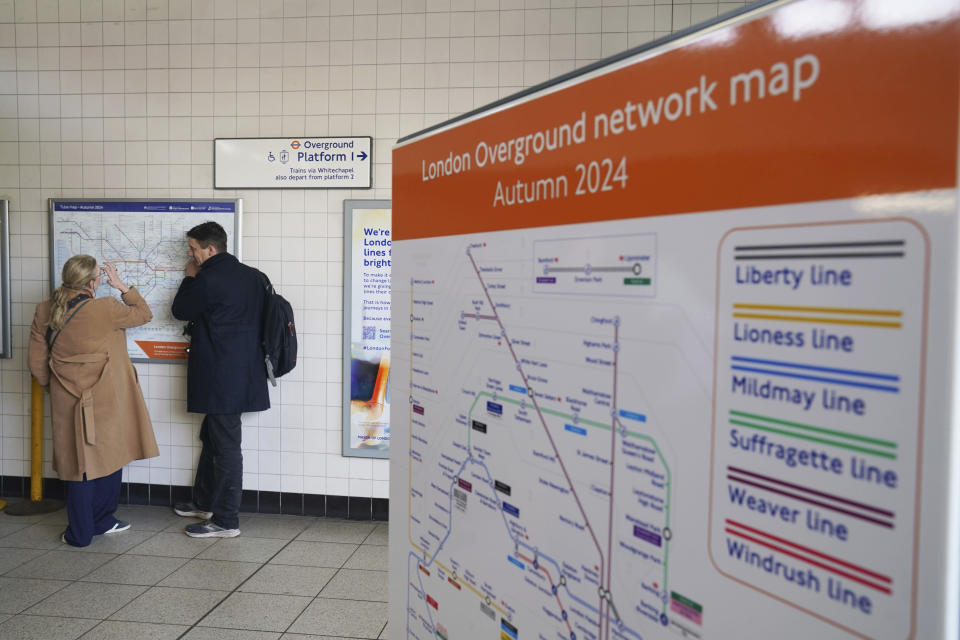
[102,262,130,294]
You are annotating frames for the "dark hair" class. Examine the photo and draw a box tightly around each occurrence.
[187,221,228,253]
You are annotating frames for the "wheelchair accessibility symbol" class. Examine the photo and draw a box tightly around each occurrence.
[267,151,276,162]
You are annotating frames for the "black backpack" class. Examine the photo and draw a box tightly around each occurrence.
[260,273,297,386]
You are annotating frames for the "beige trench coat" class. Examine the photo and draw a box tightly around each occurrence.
[28,288,159,481]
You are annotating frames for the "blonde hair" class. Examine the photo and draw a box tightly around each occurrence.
[49,254,98,331]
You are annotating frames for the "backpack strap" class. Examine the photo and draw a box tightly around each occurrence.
[258,270,278,386]
[46,295,92,350]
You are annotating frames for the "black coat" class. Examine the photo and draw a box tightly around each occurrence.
[172,253,270,414]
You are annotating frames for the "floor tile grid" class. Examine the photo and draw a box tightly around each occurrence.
[182,524,337,637]
[0,504,390,640]
[0,506,211,638]
[175,522,390,639]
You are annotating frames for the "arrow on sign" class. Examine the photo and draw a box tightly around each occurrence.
[358,151,368,161]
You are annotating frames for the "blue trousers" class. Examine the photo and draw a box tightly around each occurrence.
[63,468,122,547]
[194,413,243,530]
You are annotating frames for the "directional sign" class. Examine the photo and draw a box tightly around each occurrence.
[214,137,372,189]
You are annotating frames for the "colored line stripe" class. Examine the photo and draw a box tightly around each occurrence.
[733,303,902,317]
[731,356,900,382]
[724,527,892,594]
[507,555,525,569]
[734,251,904,260]
[734,240,905,251]
[729,410,897,449]
[732,313,901,328]
[541,407,612,431]
[726,518,891,583]
[726,474,893,528]
[548,266,634,273]
[619,409,647,422]
[727,465,894,517]
[729,418,897,460]
[731,365,899,392]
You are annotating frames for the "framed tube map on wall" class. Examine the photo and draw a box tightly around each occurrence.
[343,200,392,458]
[48,199,241,363]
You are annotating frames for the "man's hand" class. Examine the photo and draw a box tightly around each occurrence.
[185,259,199,278]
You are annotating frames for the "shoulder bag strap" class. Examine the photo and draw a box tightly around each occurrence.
[47,298,92,350]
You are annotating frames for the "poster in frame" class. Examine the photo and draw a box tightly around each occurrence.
[342,200,392,459]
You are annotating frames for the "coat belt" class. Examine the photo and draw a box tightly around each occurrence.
[49,352,109,448]
[78,389,96,445]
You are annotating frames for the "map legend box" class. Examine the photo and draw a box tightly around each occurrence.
[710,220,928,640]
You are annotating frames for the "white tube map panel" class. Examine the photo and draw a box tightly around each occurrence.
[389,1,960,639]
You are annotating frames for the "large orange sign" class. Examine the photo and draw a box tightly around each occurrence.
[394,2,959,241]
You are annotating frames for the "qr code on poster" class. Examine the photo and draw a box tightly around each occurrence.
[362,325,376,340]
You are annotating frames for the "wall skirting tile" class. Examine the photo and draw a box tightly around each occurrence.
[1,477,388,522]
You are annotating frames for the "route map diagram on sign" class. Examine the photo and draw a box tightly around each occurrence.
[394,229,714,640]
[390,198,946,640]
[50,201,237,361]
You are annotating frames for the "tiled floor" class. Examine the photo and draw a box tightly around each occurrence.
[0,501,389,639]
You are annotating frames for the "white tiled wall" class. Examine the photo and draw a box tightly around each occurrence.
[0,0,748,500]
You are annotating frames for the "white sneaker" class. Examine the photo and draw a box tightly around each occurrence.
[105,520,131,533]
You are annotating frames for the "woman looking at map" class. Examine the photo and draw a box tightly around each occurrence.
[28,255,159,547]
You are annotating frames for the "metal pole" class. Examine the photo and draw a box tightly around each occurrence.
[3,377,63,515]
[30,376,43,501]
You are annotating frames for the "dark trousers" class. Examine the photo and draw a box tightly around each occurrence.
[63,468,122,547]
[194,413,243,529]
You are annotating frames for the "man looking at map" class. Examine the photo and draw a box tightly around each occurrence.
[170,221,269,537]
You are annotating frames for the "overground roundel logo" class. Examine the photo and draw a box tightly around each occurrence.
[290,140,301,149]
